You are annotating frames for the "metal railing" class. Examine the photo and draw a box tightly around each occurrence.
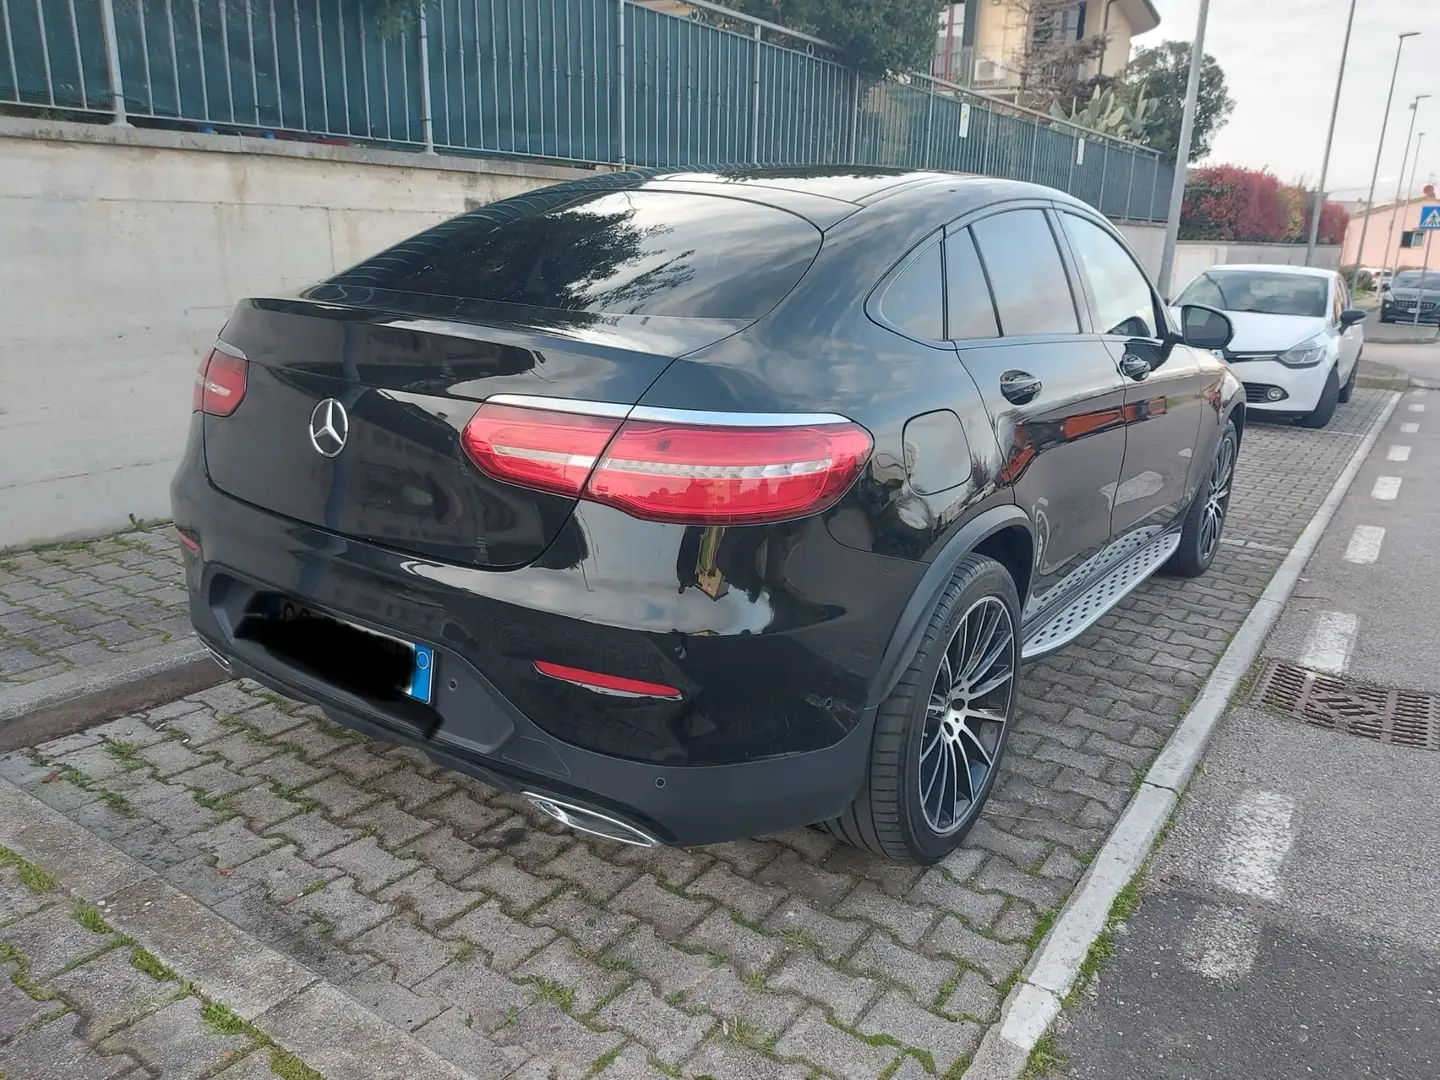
[0,0,1173,221]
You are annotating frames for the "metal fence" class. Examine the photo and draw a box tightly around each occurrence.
[0,0,1173,221]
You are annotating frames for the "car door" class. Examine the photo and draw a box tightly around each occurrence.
[950,206,1128,623]
[1334,275,1361,378]
[1056,209,1205,546]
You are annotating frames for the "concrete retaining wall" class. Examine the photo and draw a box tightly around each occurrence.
[0,119,589,548]
[1113,224,1341,292]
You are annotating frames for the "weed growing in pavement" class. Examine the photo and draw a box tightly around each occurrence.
[98,790,134,816]
[72,900,113,934]
[720,1016,766,1051]
[523,976,576,1011]
[589,1046,622,1074]
[1021,1030,1067,1078]
[297,880,328,898]
[130,946,175,981]
[104,740,143,765]
[201,1001,255,1038]
[1028,907,1059,952]
[0,846,58,894]
[269,1049,325,1080]
[306,912,337,938]
[451,940,476,963]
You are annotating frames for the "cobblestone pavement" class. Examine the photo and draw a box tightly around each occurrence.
[0,392,1390,1080]
[0,531,189,687]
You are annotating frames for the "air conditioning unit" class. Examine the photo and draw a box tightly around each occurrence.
[975,58,1000,84]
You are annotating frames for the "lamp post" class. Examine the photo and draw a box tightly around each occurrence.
[1157,0,1212,298]
[1350,32,1420,296]
[1383,94,1431,280]
[1306,0,1358,267]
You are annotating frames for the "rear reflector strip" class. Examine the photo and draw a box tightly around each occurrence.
[533,660,683,700]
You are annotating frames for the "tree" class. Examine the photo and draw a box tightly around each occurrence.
[1011,0,1109,111]
[1122,41,1234,163]
[723,0,948,75]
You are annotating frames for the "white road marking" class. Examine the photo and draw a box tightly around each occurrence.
[1182,903,1261,982]
[1401,422,1420,434]
[1344,525,1385,564]
[1372,476,1402,500]
[1299,611,1358,674]
[1387,445,1412,461]
[1215,790,1297,901]
[1408,403,1426,413]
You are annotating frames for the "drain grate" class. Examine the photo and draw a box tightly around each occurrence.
[1250,661,1440,751]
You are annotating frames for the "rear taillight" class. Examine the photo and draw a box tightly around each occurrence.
[461,402,872,525]
[193,343,248,416]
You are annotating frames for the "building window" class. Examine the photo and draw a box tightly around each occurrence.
[1402,231,1425,249]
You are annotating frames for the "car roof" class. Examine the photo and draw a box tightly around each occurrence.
[1202,264,1335,279]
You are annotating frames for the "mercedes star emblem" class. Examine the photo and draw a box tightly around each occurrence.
[308,398,349,458]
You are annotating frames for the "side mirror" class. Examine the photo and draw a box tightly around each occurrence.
[1340,308,1368,328]
[1180,303,1234,351]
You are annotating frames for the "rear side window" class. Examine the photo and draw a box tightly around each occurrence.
[944,229,1000,341]
[327,188,821,319]
[970,210,1080,336]
[1059,213,1159,339]
[881,243,945,340]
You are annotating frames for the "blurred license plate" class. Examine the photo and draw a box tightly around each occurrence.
[266,597,434,704]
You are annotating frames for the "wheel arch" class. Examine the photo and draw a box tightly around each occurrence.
[865,505,1033,710]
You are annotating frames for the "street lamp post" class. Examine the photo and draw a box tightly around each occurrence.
[1383,94,1431,281]
[1350,32,1420,297]
[1306,0,1358,267]
[1157,0,1212,298]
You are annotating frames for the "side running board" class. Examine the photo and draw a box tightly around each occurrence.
[1020,531,1182,660]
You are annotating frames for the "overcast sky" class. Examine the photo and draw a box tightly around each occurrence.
[1135,0,1440,202]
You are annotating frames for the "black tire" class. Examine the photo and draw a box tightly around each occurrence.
[824,554,1020,864]
[1164,419,1237,578]
[1337,358,1358,404]
[1300,365,1340,428]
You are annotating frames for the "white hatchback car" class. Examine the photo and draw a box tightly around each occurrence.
[1174,265,1365,428]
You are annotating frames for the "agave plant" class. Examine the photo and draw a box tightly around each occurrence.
[1052,84,1156,143]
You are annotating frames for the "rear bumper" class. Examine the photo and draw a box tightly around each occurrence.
[170,433,912,845]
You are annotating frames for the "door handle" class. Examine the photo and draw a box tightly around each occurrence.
[1120,352,1151,381]
[999,370,1042,405]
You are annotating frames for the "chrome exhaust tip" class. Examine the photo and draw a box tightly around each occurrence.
[203,645,233,673]
[523,792,660,848]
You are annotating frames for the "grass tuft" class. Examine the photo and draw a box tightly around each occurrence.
[523,976,576,1011]
[202,1001,255,1038]
[270,1048,325,1080]
[1020,1031,1067,1079]
[130,946,175,981]
[72,900,113,934]
[452,940,476,963]
[589,1046,622,1075]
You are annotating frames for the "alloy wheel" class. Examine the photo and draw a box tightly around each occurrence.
[1199,435,1235,564]
[919,596,1017,836]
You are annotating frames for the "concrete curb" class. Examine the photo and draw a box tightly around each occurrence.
[0,638,228,751]
[963,390,1403,1079]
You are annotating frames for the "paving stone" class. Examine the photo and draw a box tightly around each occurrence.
[755,851,854,909]
[185,818,278,870]
[684,909,782,976]
[203,732,281,771]
[763,898,868,962]
[344,967,449,1032]
[140,789,228,840]
[226,844,340,902]
[849,930,956,1004]
[516,938,630,1014]
[769,951,880,1026]
[377,868,475,929]
[609,842,713,888]
[31,731,101,758]
[532,890,637,954]
[0,864,50,923]
[442,900,556,973]
[418,790,511,838]
[88,715,170,748]
[682,966,806,1037]
[0,1011,137,1079]
[0,904,117,980]
[47,946,182,1040]
[301,775,379,818]
[212,890,374,986]
[162,854,265,906]
[415,959,538,1033]
[771,828,837,862]
[347,800,434,850]
[0,969,54,1038]
[592,1042,673,1080]
[833,881,939,948]
[463,854,559,913]
[369,768,455,813]
[52,743,135,784]
[684,862,786,923]
[907,866,1007,928]
[612,874,710,940]
[470,816,573,871]
[773,1006,899,1080]
[0,752,53,787]
[542,843,639,902]
[317,836,419,894]
[971,856,1065,909]
[227,784,303,830]
[266,811,361,860]
[325,743,400,782]
[98,995,251,1079]
[228,704,309,737]
[495,1001,626,1079]
[164,709,231,746]
[415,1007,531,1080]
[1039,848,1086,882]
[598,984,709,1066]
[924,916,1028,984]
[944,969,1001,1022]
[405,826,492,883]
[857,989,981,1075]
[276,722,353,763]
[607,927,715,998]
[967,820,1052,870]
[168,761,259,799]
[241,753,330,790]
[25,775,101,814]
[817,845,928,897]
[291,877,393,942]
[352,918,460,987]
[994,901,1041,944]
[681,1038,812,1080]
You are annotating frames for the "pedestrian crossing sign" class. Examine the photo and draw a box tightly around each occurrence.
[1420,205,1440,230]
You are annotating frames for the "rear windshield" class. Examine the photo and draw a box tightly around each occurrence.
[326,186,821,320]
[1177,271,1328,318]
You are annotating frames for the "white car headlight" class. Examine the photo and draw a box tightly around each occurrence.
[1278,336,1328,368]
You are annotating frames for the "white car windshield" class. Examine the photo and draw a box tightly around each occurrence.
[1178,271,1328,318]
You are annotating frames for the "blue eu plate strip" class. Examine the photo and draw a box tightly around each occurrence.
[408,645,435,704]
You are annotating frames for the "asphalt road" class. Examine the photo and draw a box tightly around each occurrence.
[1052,390,1440,1080]
[1365,337,1440,387]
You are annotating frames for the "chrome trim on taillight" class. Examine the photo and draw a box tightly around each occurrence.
[482,393,856,429]
[522,793,660,847]
[483,393,632,419]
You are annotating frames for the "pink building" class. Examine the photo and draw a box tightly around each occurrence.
[1343,185,1440,269]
